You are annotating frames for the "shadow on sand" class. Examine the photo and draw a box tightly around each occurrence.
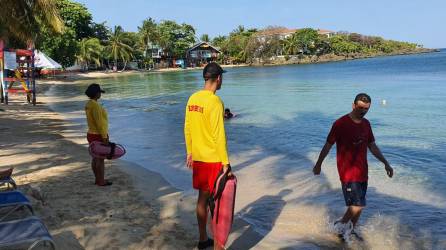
[223,111,446,249]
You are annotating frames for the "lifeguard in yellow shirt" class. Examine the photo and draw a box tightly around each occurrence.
[85,83,112,186]
[184,62,232,250]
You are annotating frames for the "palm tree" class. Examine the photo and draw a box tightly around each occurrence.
[283,34,301,55]
[107,26,133,71]
[138,18,159,58]
[234,25,245,34]
[0,0,63,45]
[76,38,103,71]
[200,34,210,42]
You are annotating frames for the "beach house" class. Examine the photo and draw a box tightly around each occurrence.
[186,42,222,67]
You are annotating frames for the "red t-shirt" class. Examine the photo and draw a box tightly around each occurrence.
[327,114,375,182]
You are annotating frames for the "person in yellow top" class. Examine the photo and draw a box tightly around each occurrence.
[184,62,232,250]
[85,83,112,186]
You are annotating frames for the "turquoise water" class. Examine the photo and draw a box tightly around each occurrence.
[49,50,446,248]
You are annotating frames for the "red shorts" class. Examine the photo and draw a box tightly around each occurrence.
[192,161,222,192]
[87,133,106,144]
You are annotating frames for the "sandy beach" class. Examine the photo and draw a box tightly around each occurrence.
[43,64,250,82]
[0,80,273,250]
[0,91,199,249]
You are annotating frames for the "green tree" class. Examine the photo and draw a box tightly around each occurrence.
[41,30,79,67]
[283,34,300,55]
[138,18,159,58]
[200,34,210,42]
[91,22,111,42]
[76,37,103,70]
[157,20,195,60]
[361,36,378,50]
[348,33,363,43]
[124,31,144,64]
[36,0,94,67]
[0,0,63,46]
[231,25,245,36]
[293,28,320,54]
[244,36,260,63]
[219,25,257,63]
[211,35,227,48]
[315,36,331,55]
[245,27,283,63]
[329,35,362,55]
[106,26,133,71]
[223,35,249,63]
[56,0,94,39]
[176,23,196,57]
[156,21,176,58]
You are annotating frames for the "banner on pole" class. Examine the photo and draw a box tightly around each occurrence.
[4,51,17,70]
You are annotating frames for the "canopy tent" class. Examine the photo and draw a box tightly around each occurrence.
[34,50,62,69]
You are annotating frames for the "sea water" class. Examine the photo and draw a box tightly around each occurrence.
[49,50,446,249]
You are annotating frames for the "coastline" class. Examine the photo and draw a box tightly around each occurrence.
[40,65,246,81]
[247,48,438,67]
[40,48,439,81]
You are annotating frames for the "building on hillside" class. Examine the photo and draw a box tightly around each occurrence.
[255,27,336,41]
[255,27,297,42]
[317,29,336,38]
[186,42,222,67]
[253,27,336,56]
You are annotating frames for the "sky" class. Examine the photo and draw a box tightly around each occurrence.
[75,0,445,48]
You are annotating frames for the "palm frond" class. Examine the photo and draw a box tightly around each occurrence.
[0,0,63,44]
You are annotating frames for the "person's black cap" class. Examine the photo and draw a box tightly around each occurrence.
[203,62,227,80]
[85,83,105,98]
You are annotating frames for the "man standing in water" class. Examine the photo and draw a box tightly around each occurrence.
[184,62,231,250]
[313,93,394,239]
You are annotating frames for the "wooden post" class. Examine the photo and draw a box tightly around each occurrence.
[0,39,4,103]
[31,48,36,105]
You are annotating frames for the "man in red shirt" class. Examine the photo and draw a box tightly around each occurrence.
[313,93,394,239]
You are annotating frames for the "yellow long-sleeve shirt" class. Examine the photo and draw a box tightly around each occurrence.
[85,99,108,138]
[184,90,229,165]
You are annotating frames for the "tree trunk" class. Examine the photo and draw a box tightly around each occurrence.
[122,61,127,71]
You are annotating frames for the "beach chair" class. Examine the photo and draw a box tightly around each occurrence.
[0,191,55,249]
[0,190,34,222]
[0,216,55,250]
[0,176,17,191]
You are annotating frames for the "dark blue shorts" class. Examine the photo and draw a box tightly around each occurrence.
[342,182,368,207]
